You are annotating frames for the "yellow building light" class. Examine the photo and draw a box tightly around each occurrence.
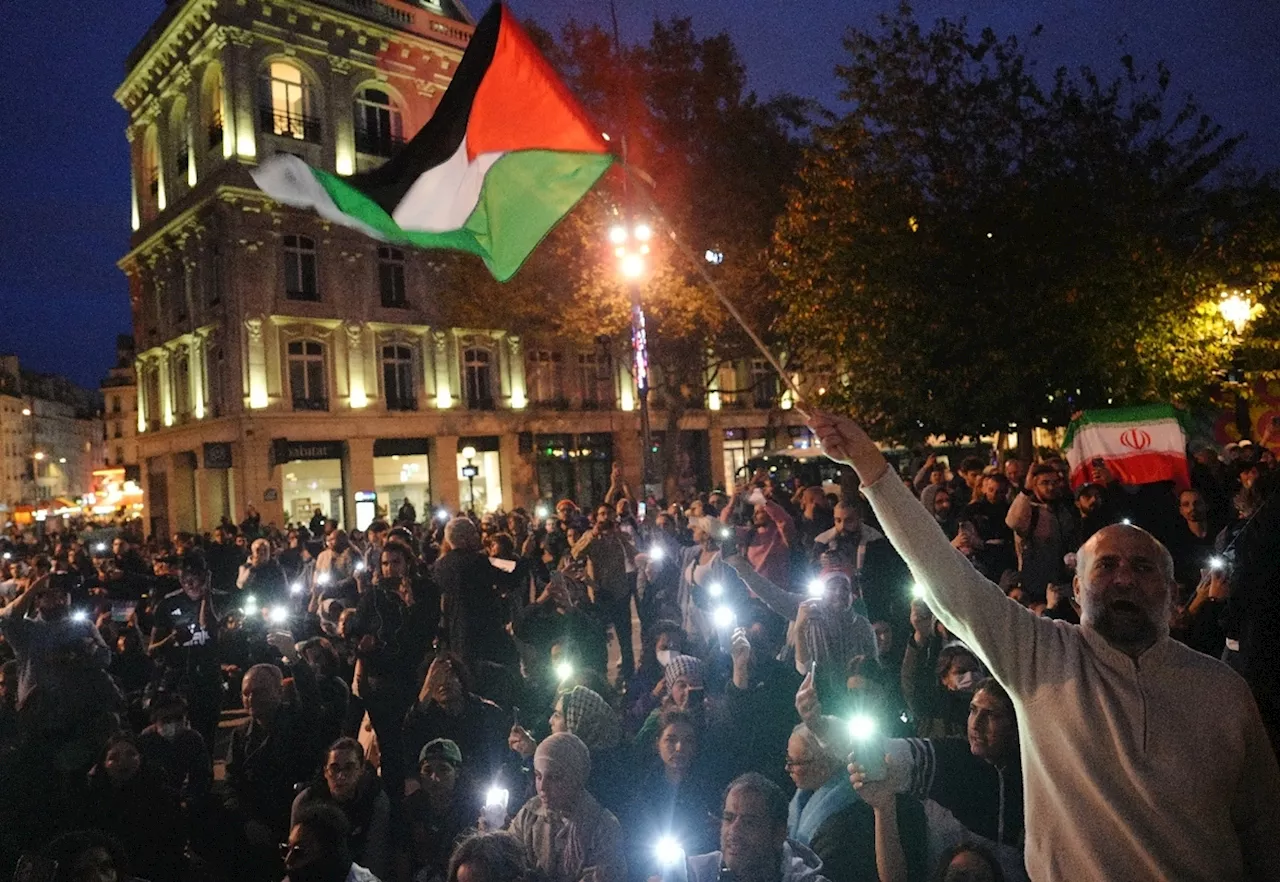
[350,387,368,409]
[511,388,527,410]
[335,142,355,176]
[236,129,256,159]
[708,390,722,411]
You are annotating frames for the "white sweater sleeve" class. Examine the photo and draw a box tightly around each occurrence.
[862,469,1066,698]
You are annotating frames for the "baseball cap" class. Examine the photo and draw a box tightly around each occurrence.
[419,738,463,766]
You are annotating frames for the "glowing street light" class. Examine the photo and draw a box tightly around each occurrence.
[610,217,655,494]
[1219,290,1256,335]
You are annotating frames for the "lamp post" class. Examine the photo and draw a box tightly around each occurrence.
[611,220,654,495]
[1219,289,1258,440]
[461,445,479,512]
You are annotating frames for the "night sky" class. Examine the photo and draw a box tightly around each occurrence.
[1,0,1276,389]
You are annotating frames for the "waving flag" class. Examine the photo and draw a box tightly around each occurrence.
[1064,404,1190,490]
[251,3,613,281]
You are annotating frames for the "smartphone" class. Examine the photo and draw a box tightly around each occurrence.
[110,601,136,623]
[512,706,521,729]
[848,715,887,781]
[637,501,647,519]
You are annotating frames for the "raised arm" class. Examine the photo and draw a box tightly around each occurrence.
[808,412,1058,695]
[724,555,800,621]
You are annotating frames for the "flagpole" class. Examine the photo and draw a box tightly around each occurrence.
[619,163,810,419]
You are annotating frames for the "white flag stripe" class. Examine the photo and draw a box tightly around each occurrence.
[251,154,387,240]
[392,137,504,233]
[1065,420,1185,469]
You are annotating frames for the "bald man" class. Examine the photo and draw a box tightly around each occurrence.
[809,411,1280,882]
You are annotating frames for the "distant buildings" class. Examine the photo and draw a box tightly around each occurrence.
[0,355,104,518]
[118,0,802,538]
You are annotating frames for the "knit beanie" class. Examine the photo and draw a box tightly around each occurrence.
[534,732,592,791]
[560,686,621,750]
[663,654,705,691]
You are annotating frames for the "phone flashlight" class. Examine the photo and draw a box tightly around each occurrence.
[555,661,574,683]
[354,560,367,574]
[484,786,510,811]
[1121,518,1132,526]
[2,552,10,560]
[290,581,305,595]
[243,595,259,616]
[654,836,685,868]
[912,583,927,600]
[317,571,331,586]
[536,504,549,519]
[807,578,826,598]
[712,605,736,630]
[1209,556,1225,572]
[848,714,887,781]
[719,527,732,540]
[708,582,724,599]
[95,543,108,553]
[269,605,289,625]
[70,610,89,623]
[649,545,665,562]
[436,509,449,521]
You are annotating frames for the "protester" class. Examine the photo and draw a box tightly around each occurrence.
[810,410,1280,881]
[284,802,383,882]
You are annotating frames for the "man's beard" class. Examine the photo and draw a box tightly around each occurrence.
[1091,594,1165,647]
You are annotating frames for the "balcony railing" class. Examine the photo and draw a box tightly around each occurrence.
[386,396,419,412]
[259,106,322,144]
[355,128,405,158]
[292,396,329,412]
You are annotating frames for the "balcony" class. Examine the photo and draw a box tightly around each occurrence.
[259,106,322,144]
[292,397,329,412]
[386,396,419,412]
[355,128,405,158]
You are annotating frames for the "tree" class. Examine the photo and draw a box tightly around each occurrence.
[771,3,1277,448]
[441,16,808,497]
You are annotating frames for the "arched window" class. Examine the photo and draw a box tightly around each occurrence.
[283,235,318,300]
[262,62,318,142]
[202,66,224,150]
[381,344,416,411]
[463,347,494,410]
[354,87,404,157]
[172,351,191,418]
[141,127,161,215]
[287,340,328,410]
[171,98,190,189]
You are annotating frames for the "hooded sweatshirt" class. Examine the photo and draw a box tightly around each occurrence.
[686,840,832,882]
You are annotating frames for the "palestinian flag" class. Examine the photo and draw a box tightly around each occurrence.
[1064,404,1191,490]
[251,3,612,281]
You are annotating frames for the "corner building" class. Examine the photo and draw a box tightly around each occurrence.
[118,0,801,538]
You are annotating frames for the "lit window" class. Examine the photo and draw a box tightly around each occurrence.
[204,68,224,149]
[463,347,494,410]
[355,88,404,158]
[378,246,406,307]
[262,62,317,142]
[287,340,327,410]
[283,235,318,300]
[141,128,160,209]
[382,345,416,411]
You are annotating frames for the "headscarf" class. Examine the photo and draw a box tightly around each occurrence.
[534,732,592,792]
[560,686,621,750]
[663,654,705,691]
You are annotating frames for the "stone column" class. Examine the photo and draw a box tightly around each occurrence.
[430,434,460,511]
[344,437,375,528]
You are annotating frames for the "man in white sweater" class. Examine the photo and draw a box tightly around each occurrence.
[809,411,1280,881]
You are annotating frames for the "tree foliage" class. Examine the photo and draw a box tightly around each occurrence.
[771,3,1279,443]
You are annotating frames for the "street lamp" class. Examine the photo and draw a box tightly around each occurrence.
[1218,288,1260,440]
[610,219,654,495]
[461,445,479,512]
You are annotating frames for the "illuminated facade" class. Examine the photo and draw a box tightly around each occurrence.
[0,356,104,516]
[118,0,799,537]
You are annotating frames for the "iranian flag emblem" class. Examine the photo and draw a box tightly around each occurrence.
[1064,404,1191,490]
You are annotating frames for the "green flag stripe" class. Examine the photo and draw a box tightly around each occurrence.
[1063,404,1185,449]
[314,149,612,281]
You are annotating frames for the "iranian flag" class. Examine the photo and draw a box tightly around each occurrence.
[1064,404,1191,490]
[251,3,612,281]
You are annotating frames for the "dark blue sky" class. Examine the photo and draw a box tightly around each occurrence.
[1,0,1276,389]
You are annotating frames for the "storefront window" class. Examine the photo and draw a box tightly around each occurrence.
[723,430,767,488]
[457,438,501,512]
[374,454,430,521]
[282,458,345,525]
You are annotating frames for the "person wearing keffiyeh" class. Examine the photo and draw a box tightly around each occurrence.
[550,686,629,813]
[507,732,627,882]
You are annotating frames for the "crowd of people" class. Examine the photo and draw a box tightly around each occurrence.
[0,434,1275,882]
